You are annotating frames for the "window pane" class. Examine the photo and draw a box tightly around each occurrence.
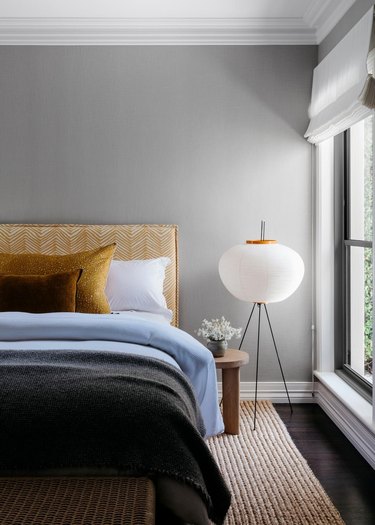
[349,115,373,242]
[348,246,373,383]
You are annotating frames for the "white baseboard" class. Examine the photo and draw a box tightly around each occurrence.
[314,376,375,470]
[218,381,314,403]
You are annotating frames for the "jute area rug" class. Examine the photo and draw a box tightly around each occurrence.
[207,401,345,525]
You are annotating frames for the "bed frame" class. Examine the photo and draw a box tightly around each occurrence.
[0,223,180,524]
[0,223,179,327]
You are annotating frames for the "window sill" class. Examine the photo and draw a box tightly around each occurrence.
[314,371,374,432]
[314,371,375,468]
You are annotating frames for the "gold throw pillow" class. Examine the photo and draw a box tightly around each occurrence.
[0,244,116,314]
[0,270,82,313]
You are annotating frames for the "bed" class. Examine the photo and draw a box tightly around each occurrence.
[0,224,230,525]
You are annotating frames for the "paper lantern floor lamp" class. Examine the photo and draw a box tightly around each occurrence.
[219,221,304,430]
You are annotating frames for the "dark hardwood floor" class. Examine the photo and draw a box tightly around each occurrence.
[275,403,375,525]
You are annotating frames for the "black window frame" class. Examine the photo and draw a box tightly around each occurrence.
[334,126,373,401]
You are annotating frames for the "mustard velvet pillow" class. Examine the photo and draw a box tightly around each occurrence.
[0,244,116,314]
[0,270,82,313]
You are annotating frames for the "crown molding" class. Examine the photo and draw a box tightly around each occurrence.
[304,0,356,44]
[304,0,332,28]
[0,17,317,45]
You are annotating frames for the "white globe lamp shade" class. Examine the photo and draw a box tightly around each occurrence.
[219,240,304,304]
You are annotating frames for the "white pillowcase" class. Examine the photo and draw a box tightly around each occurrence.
[105,257,172,322]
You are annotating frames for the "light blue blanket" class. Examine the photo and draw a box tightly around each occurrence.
[0,312,224,437]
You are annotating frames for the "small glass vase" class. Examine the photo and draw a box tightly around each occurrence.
[207,339,228,357]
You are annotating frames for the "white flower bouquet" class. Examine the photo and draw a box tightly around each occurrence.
[196,316,242,342]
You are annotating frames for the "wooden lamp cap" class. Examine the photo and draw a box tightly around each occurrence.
[246,240,277,244]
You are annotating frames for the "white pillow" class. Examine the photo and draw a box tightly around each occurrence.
[105,257,172,322]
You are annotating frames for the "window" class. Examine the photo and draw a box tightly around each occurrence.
[342,116,373,390]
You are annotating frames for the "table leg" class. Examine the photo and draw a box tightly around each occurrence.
[222,367,240,435]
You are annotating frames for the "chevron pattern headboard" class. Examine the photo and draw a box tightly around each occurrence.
[0,224,179,326]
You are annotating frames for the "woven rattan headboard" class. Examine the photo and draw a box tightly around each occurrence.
[0,224,179,327]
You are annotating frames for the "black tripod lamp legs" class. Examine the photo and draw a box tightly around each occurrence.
[240,303,293,431]
[264,305,293,415]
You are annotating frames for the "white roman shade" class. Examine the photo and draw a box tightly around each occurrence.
[305,7,374,144]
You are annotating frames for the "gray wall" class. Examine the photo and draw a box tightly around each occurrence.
[319,0,374,61]
[0,45,316,382]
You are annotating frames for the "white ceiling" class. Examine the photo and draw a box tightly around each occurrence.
[0,0,339,19]
[0,0,357,45]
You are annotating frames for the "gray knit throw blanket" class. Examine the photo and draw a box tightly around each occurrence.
[0,350,230,524]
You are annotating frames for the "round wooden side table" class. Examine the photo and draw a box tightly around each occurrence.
[214,349,249,435]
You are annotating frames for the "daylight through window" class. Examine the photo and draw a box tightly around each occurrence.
[345,116,373,385]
